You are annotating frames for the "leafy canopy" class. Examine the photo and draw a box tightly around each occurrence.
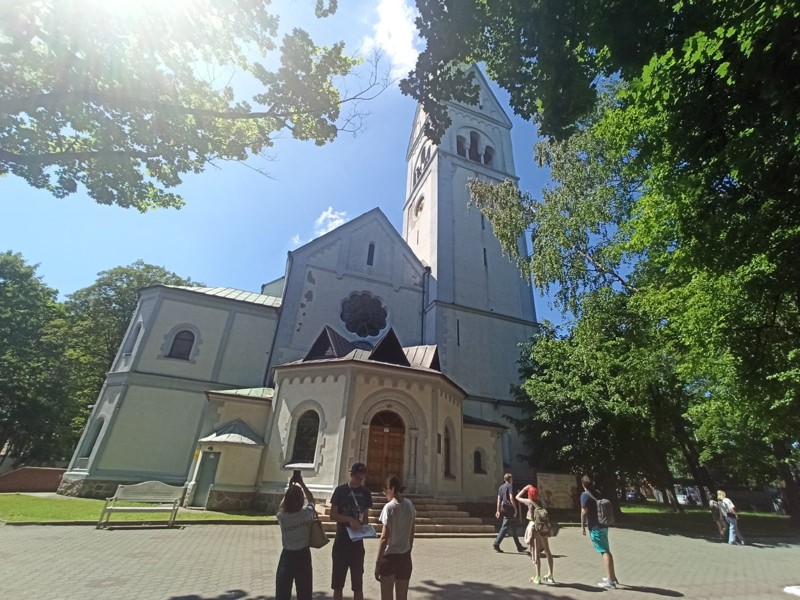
[0,0,380,210]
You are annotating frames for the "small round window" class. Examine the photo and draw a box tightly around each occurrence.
[340,292,388,338]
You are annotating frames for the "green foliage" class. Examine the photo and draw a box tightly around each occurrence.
[0,0,376,210]
[408,0,800,517]
[0,251,78,464]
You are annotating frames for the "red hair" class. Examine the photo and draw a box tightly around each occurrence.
[527,485,539,502]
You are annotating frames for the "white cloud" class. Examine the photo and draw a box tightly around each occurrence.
[361,0,420,79]
[290,206,349,249]
[314,206,348,235]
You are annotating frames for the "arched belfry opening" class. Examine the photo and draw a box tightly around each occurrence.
[366,410,405,490]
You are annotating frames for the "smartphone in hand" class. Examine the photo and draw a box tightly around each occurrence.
[293,469,302,481]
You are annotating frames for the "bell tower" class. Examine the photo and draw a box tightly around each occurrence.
[403,66,537,472]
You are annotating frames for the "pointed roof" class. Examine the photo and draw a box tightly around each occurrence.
[301,327,436,371]
[199,419,265,445]
[369,329,410,367]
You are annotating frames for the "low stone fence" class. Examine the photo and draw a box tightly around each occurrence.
[0,467,66,493]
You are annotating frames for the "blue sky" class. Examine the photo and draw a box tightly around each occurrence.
[0,0,562,324]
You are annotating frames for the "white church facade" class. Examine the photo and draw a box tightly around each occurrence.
[59,67,539,510]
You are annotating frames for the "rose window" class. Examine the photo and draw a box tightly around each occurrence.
[340,293,388,338]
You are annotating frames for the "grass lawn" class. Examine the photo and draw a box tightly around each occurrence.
[0,493,275,524]
[617,501,798,539]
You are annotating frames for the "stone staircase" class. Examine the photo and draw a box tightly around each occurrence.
[317,493,496,538]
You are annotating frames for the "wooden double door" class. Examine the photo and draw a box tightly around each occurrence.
[365,411,405,491]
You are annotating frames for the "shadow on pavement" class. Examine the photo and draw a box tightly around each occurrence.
[618,584,684,596]
[411,579,602,598]
[170,591,267,600]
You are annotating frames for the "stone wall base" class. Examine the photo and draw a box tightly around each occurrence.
[57,476,121,499]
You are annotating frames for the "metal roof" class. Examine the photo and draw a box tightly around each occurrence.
[165,286,282,307]
[206,387,274,400]
[463,414,507,429]
[198,419,265,445]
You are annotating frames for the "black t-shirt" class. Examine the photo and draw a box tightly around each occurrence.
[498,482,514,514]
[330,482,373,542]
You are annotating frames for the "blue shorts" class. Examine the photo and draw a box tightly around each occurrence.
[589,527,611,553]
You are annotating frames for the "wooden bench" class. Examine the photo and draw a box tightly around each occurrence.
[96,481,186,529]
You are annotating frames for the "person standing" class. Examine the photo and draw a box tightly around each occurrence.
[493,473,526,553]
[275,472,316,600]
[329,462,374,600]
[374,475,416,600]
[516,484,555,585]
[717,490,746,545]
[580,475,619,589]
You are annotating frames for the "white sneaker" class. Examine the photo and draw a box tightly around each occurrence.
[598,578,617,589]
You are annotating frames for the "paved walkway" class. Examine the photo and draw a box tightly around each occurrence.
[1,523,798,599]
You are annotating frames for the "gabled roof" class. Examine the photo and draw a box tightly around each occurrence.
[158,286,282,308]
[199,419,265,445]
[369,329,410,367]
[302,327,435,371]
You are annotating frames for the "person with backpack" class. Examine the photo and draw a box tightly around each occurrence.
[580,475,619,589]
[516,484,555,585]
[493,473,526,553]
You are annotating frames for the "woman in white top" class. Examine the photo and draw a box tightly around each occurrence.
[374,475,416,600]
[717,490,746,545]
[276,472,316,600]
[516,484,554,585]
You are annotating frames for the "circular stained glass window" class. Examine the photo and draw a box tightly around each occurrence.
[340,292,388,338]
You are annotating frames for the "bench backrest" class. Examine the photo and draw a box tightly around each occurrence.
[114,481,186,502]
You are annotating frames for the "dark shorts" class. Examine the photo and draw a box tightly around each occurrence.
[331,540,365,592]
[378,551,413,580]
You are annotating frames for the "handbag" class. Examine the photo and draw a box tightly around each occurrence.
[308,513,329,549]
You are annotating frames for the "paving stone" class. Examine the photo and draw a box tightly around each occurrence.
[0,523,797,599]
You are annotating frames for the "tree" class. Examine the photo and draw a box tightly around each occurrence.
[1,0,385,210]
[64,260,198,433]
[406,0,800,520]
[0,251,77,464]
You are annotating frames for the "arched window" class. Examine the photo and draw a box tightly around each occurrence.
[469,131,481,162]
[473,450,483,473]
[291,410,320,463]
[444,428,453,477]
[367,243,375,266]
[483,145,494,166]
[167,330,195,359]
[456,135,466,157]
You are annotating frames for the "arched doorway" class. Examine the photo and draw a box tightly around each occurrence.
[366,411,405,490]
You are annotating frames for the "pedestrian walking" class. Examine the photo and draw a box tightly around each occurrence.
[717,490,746,545]
[374,475,416,600]
[329,462,374,600]
[275,472,316,600]
[709,499,727,539]
[516,484,555,585]
[580,475,619,589]
[493,473,526,553]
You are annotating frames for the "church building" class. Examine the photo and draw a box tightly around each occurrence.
[59,67,539,511]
